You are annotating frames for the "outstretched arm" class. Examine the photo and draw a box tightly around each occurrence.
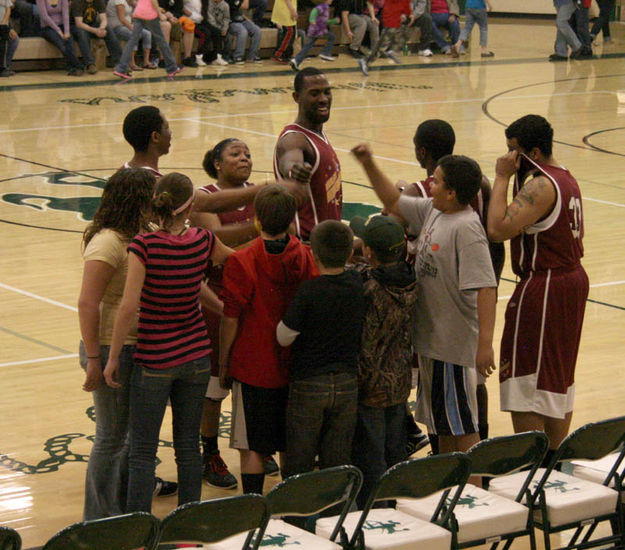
[193,185,260,213]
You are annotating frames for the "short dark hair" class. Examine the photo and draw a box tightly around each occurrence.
[414,119,455,163]
[437,155,482,206]
[123,106,164,153]
[310,220,353,268]
[505,114,554,157]
[254,184,297,236]
[294,67,325,93]
[202,138,238,179]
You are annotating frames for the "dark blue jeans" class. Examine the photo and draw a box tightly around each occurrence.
[285,372,358,476]
[71,24,122,65]
[351,402,407,509]
[39,25,82,70]
[431,12,460,52]
[126,357,210,512]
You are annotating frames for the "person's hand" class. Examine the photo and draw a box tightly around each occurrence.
[63,32,71,39]
[346,29,353,40]
[476,344,495,378]
[82,357,104,392]
[351,143,374,164]
[281,178,309,204]
[400,13,407,23]
[290,8,297,21]
[96,27,107,37]
[103,357,122,388]
[495,150,520,179]
[219,363,232,389]
[372,16,379,25]
[9,29,17,39]
[287,162,313,184]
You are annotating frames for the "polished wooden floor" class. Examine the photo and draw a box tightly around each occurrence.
[1,16,625,549]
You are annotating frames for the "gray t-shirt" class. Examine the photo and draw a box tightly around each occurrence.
[398,195,496,368]
[106,0,130,29]
[0,0,13,23]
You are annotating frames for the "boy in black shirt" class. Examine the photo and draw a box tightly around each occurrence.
[277,220,365,477]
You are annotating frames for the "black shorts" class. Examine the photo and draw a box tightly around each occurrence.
[230,380,288,454]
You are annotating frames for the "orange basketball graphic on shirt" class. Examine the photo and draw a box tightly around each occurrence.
[432,243,439,252]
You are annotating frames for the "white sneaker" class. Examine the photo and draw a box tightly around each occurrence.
[417,48,433,57]
[213,54,229,66]
[319,53,336,61]
[195,54,207,66]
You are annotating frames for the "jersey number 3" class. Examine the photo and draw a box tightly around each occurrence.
[569,196,582,239]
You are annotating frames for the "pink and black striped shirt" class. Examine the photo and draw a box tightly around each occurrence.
[129,227,215,368]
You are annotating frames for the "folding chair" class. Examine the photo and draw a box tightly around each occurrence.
[396,432,548,550]
[489,416,625,550]
[571,444,625,490]
[156,493,270,550]
[316,452,472,550]
[206,465,362,550]
[0,526,22,550]
[42,512,160,550]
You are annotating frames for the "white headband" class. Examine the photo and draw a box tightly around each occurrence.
[172,194,194,215]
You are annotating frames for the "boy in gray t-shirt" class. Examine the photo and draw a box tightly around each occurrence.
[351,144,497,457]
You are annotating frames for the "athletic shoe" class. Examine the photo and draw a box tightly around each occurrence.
[385,50,401,64]
[271,56,288,64]
[195,54,207,66]
[213,54,229,66]
[548,53,567,62]
[480,51,495,58]
[405,432,430,457]
[154,477,178,497]
[203,452,238,489]
[289,58,299,71]
[234,57,245,65]
[358,57,369,76]
[248,56,263,63]
[264,455,280,476]
[417,48,433,57]
[319,53,336,61]
[167,66,184,78]
[183,56,198,67]
[113,69,132,79]
[86,63,97,74]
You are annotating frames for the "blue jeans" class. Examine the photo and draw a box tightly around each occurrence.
[79,341,133,520]
[39,25,82,70]
[227,19,261,60]
[431,11,460,51]
[554,0,581,56]
[0,28,19,69]
[294,31,335,65]
[459,7,487,47]
[351,402,407,509]
[284,372,358,477]
[116,17,178,73]
[126,357,210,512]
[71,24,122,65]
[112,24,152,51]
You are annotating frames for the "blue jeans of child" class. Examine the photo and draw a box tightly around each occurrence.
[113,24,152,51]
[227,19,261,60]
[293,31,335,65]
[116,17,178,73]
[39,25,82,70]
[554,0,581,56]
[351,402,407,509]
[284,371,358,477]
[71,24,122,66]
[126,357,210,512]
[431,12,460,51]
[80,341,133,520]
[458,7,487,47]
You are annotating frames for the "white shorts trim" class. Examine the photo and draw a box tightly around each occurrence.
[500,374,575,419]
[229,381,250,450]
[205,375,230,400]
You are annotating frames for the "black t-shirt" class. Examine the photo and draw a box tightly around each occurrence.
[337,0,365,16]
[282,270,365,381]
[71,0,106,24]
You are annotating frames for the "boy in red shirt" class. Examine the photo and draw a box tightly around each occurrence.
[219,184,317,494]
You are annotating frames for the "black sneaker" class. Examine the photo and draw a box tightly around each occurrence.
[406,433,430,457]
[263,455,280,476]
[203,452,238,489]
[153,477,178,497]
[548,53,568,62]
[183,56,198,67]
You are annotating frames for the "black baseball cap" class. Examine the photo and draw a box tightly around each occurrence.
[350,215,406,262]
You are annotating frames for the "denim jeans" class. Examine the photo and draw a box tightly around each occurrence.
[569,6,591,48]
[112,24,152,51]
[285,372,358,477]
[79,341,134,520]
[227,19,261,60]
[554,0,581,56]
[431,11,460,51]
[351,402,407,509]
[39,25,82,70]
[459,7,487,46]
[294,30,336,65]
[71,23,122,65]
[0,29,18,70]
[116,17,178,73]
[126,357,210,512]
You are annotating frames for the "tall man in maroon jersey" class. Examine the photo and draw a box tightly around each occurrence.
[488,114,589,463]
[274,67,342,241]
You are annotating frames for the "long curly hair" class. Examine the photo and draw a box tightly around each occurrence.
[83,168,156,248]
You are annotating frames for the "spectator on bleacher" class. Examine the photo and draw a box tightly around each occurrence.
[407,0,432,56]
[200,0,230,65]
[338,0,379,58]
[158,0,197,65]
[430,0,459,55]
[224,0,261,64]
[11,0,38,36]
[590,0,614,44]
[37,0,85,75]
[270,0,296,63]
[71,0,122,73]
[1,0,19,76]
[106,0,157,70]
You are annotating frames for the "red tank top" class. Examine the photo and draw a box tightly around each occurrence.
[274,123,342,240]
[511,161,584,276]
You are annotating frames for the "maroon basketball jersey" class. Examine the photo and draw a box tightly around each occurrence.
[274,123,342,240]
[511,161,584,277]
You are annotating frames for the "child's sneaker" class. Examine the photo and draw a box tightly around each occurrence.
[319,53,336,61]
[405,432,430,457]
[213,54,229,66]
[113,69,132,80]
[417,48,433,57]
[182,56,198,67]
[195,54,207,66]
[385,50,401,64]
[153,477,178,497]
[289,58,299,71]
[167,66,183,78]
[263,455,280,476]
[358,57,369,76]
[203,452,238,489]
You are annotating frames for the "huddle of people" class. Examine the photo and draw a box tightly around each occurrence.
[78,68,588,520]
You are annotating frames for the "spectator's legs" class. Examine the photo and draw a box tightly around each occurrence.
[348,13,366,53]
[40,26,83,70]
[430,12,451,51]
[71,26,96,66]
[413,13,432,50]
[243,19,261,59]
[554,0,581,57]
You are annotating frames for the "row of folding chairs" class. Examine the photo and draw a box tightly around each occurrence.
[3,415,624,550]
